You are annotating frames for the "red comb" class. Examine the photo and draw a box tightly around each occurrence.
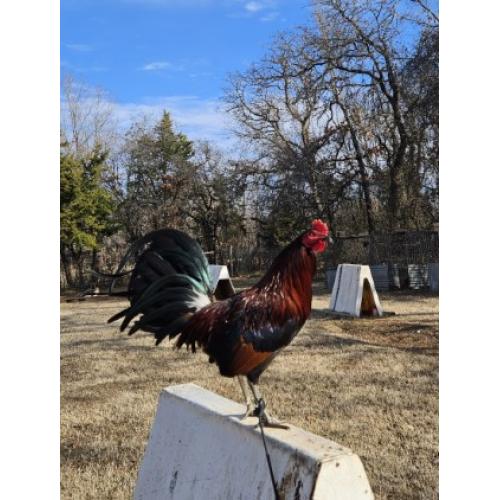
[311,219,329,234]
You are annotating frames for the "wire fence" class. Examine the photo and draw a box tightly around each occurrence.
[328,230,439,266]
[60,230,439,291]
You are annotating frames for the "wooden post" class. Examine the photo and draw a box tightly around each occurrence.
[228,245,233,276]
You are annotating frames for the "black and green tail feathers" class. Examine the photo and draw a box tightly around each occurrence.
[107,229,213,345]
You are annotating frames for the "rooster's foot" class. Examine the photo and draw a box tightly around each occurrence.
[255,398,289,429]
[259,412,290,429]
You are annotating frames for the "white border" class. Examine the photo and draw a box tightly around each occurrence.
[1,0,60,498]
[440,1,500,498]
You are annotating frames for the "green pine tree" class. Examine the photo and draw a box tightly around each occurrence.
[60,147,117,286]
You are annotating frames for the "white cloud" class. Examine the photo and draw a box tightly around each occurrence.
[141,61,173,71]
[61,60,108,72]
[227,1,278,19]
[260,11,279,21]
[112,0,278,9]
[245,1,263,12]
[120,0,213,6]
[113,96,236,150]
[66,43,93,52]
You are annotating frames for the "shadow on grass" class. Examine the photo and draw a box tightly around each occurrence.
[389,312,438,317]
[393,323,435,333]
[310,308,399,320]
[295,331,437,355]
[379,290,439,302]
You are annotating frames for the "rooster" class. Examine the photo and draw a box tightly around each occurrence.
[108,219,329,427]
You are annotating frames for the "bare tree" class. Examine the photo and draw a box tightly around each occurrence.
[311,0,409,229]
[225,31,357,233]
[180,142,246,264]
[61,74,118,157]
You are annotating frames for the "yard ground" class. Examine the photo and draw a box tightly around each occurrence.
[61,278,438,499]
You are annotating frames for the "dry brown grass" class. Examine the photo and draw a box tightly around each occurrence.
[61,279,438,499]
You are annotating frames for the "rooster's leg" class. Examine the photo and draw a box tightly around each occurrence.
[247,379,289,429]
[237,376,255,419]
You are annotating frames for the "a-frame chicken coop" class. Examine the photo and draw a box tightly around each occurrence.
[208,265,236,300]
[329,264,384,317]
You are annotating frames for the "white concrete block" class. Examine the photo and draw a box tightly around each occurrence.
[134,384,374,500]
[329,264,383,317]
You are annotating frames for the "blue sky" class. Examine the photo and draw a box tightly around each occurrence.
[61,0,314,147]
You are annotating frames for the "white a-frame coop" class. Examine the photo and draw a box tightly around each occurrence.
[329,264,384,317]
[208,265,236,300]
